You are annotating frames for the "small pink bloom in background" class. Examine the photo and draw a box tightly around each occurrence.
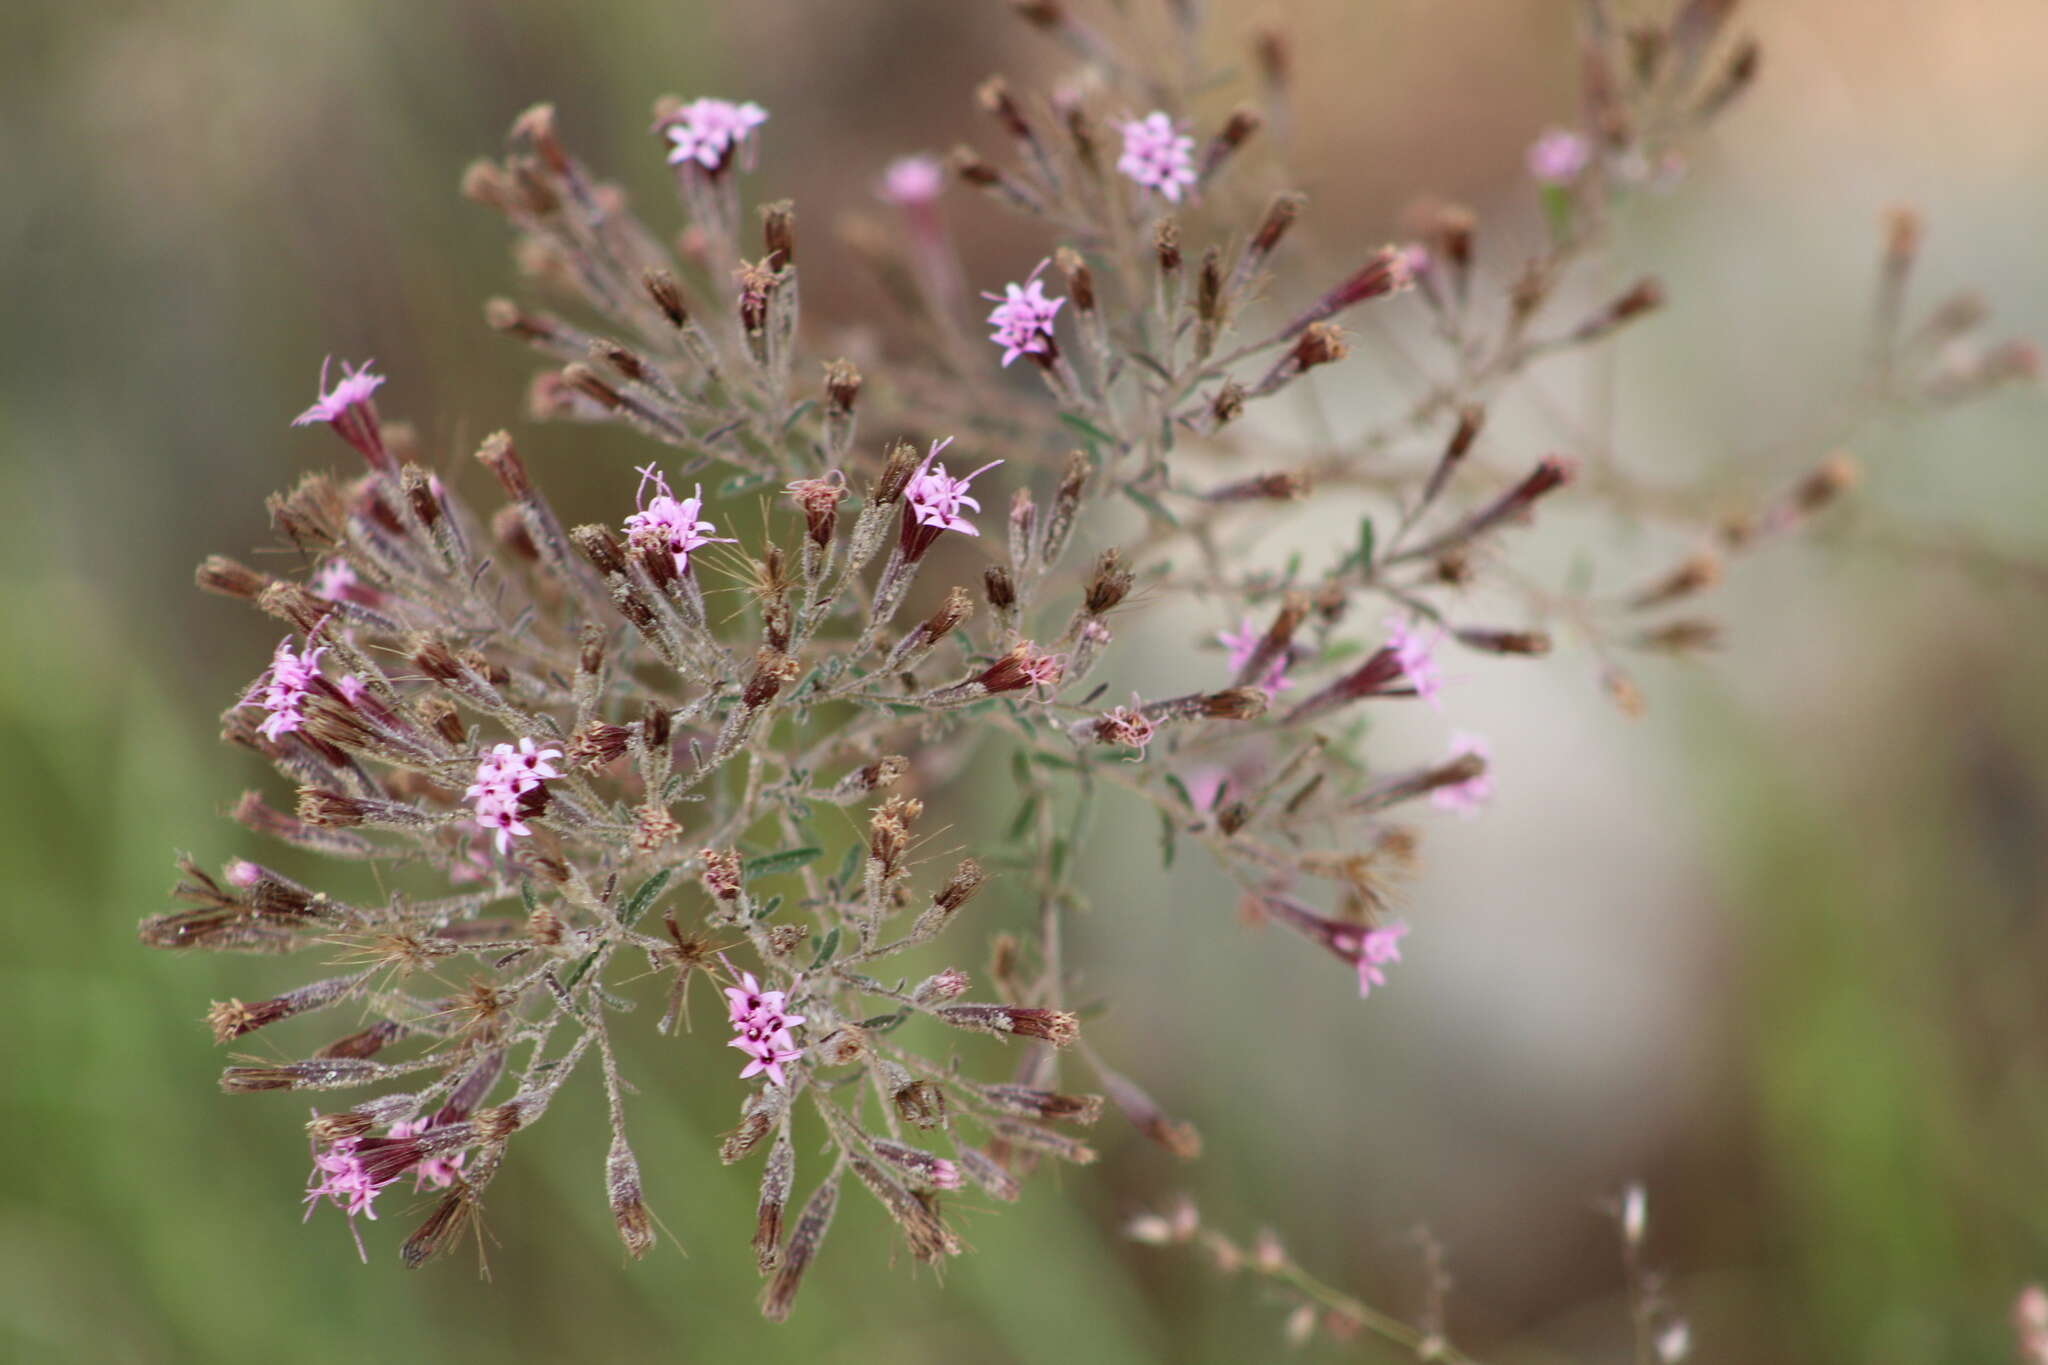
[2017,1286,2048,1365]
[242,637,327,742]
[1526,128,1591,185]
[1349,921,1408,998]
[388,1118,467,1190]
[931,1158,964,1190]
[304,1133,395,1260]
[1117,111,1198,202]
[292,357,384,428]
[663,97,768,171]
[225,859,262,889]
[1385,615,1443,708]
[1017,649,1065,690]
[1431,731,1493,816]
[311,560,358,601]
[624,464,734,574]
[984,260,1064,366]
[336,675,367,706]
[906,437,1002,537]
[1217,615,1293,694]
[880,154,945,206]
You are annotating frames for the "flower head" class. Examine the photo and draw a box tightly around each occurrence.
[724,967,805,1089]
[304,1133,396,1260]
[1117,111,1198,203]
[1346,921,1409,997]
[624,464,735,575]
[242,637,328,742]
[1385,615,1443,708]
[905,438,1002,537]
[388,1118,467,1190]
[1526,128,1591,185]
[311,560,359,601]
[1430,732,1493,816]
[663,97,768,172]
[292,357,385,428]
[464,737,560,853]
[291,358,391,470]
[880,154,945,206]
[983,260,1064,367]
[1218,615,1293,695]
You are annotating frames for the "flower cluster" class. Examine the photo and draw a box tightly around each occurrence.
[304,1135,394,1260]
[662,96,767,171]
[624,464,732,574]
[157,1,2041,1336]
[463,738,561,853]
[1526,127,1592,184]
[242,638,327,742]
[905,438,1001,536]
[984,260,1063,366]
[1117,111,1198,202]
[723,970,804,1089]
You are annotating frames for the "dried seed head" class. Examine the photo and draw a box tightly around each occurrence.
[873,439,922,506]
[643,268,689,328]
[701,847,744,902]
[1154,217,1183,275]
[1083,548,1134,614]
[760,198,796,266]
[1056,246,1096,313]
[935,1003,1079,1045]
[608,1134,657,1260]
[983,564,1018,612]
[1452,627,1552,656]
[814,1025,867,1068]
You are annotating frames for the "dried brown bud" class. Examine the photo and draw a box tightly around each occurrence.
[570,524,628,577]
[474,430,532,499]
[983,564,1018,612]
[196,555,270,600]
[1083,548,1134,614]
[1154,217,1182,275]
[1629,551,1723,610]
[1056,246,1095,313]
[823,358,861,414]
[760,199,796,267]
[643,268,689,328]
[873,439,922,506]
[935,1003,1079,1046]
[1452,627,1553,656]
[608,1136,656,1260]
[561,363,623,410]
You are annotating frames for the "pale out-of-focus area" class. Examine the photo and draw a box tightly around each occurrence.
[4,1,2046,1362]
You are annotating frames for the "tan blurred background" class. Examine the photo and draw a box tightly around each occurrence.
[4,1,2046,1361]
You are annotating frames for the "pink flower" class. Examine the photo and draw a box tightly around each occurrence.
[733,1034,803,1089]
[880,154,944,206]
[1526,128,1591,185]
[464,737,560,853]
[292,357,385,427]
[1385,615,1443,708]
[624,464,734,574]
[311,560,358,601]
[1430,732,1492,816]
[1257,895,1409,999]
[304,1134,396,1260]
[1117,111,1198,202]
[663,97,768,171]
[292,357,392,471]
[1218,615,1292,695]
[388,1118,467,1190]
[1346,921,1409,998]
[905,437,1002,537]
[242,637,328,742]
[724,966,806,1089]
[983,260,1064,367]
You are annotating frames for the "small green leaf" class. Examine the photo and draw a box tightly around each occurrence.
[807,926,841,969]
[1058,412,1117,448]
[719,470,774,498]
[834,841,863,889]
[1158,807,1178,867]
[743,846,823,879]
[860,1008,912,1034]
[616,868,672,929]
[1540,183,1575,244]
[1121,484,1181,527]
[561,949,600,992]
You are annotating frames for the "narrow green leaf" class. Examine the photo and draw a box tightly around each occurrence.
[807,926,841,969]
[616,868,672,928]
[742,846,823,879]
[1057,412,1117,448]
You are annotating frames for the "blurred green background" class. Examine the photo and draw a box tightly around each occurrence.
[4,1,2047,1361]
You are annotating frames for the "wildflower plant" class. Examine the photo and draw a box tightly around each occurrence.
[156,0,2036,1336]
